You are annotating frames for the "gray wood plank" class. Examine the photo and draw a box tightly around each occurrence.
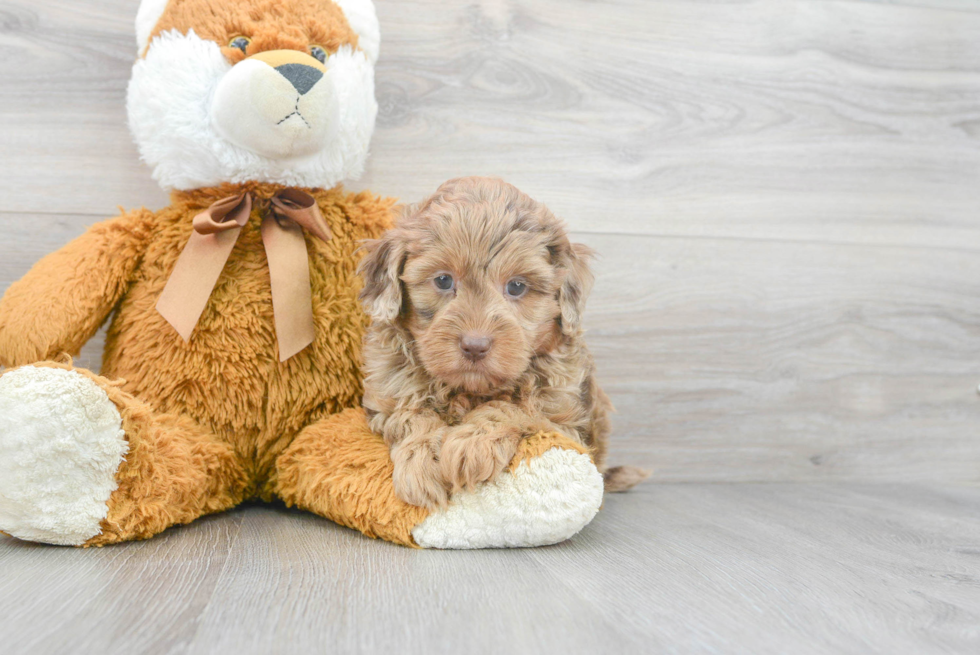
[0,511,244,655]
[578,231,980,482]
[1,484,978,655]
[0,1,978,250]
[527,483,980,655]
[363,0,980,250]
[181,506,645,655]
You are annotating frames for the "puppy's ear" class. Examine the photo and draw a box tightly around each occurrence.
[555,241,595,336]
[358,232,406,324]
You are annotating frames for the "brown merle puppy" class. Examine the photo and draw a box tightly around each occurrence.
[358,177,644,509]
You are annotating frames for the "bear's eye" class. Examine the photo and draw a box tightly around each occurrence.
[310,45,328,64]
[229,36,251,54]
[504,279,527,298]
[433,274,454,292]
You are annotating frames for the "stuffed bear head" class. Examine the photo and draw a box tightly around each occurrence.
[129,0,379,191]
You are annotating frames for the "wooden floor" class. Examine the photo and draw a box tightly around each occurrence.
[1,0,979,653]
[2,484,980,654]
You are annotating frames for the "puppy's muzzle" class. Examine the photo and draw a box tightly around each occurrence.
[460,333,492,362]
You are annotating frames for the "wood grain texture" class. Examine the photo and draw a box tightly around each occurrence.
[0,511,246,654]
[1,485,979,655]
[0,0,978,247]
[364,0,980,250]
[1,2,980,651]
[578,231,980,482]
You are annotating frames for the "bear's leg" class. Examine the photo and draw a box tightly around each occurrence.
[274,408,605,549]
[0,363,248,546]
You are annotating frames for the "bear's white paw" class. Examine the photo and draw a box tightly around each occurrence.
[0,366,128,546]
[411,447,604,549]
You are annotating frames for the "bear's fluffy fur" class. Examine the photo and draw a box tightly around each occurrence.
[0,0,609,549]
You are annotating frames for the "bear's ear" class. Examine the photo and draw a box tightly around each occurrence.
[358,231,407,325]
[334,0,381,64]
[136,0,171,53]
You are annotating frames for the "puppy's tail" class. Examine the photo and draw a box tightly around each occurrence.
[603,465,651,492]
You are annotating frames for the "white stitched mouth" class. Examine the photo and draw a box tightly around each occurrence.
[277,98,311,128]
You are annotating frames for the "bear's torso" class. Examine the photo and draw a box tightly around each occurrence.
[101,184,393,492]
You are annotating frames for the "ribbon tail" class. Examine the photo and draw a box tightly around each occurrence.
[157,227,243,341]
[262,215,316,361]
[270,190,332,242]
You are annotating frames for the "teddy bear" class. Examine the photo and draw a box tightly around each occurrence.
[0,0,605,549]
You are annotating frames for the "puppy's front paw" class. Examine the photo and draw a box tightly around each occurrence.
[391,439,449,509]
[440,423,522,493]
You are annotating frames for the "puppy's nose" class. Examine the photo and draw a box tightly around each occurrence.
[460,334,492,361]
[275,63,323,95]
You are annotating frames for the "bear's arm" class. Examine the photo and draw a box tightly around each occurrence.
[0,208,156,367]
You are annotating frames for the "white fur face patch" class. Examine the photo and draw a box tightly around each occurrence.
[128,30,377,190]
[411,447,605,549]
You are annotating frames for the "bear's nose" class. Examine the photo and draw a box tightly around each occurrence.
[275,64,323,96]
[460,334,492,362]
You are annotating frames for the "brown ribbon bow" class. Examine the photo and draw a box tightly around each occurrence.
[156,189,332,362]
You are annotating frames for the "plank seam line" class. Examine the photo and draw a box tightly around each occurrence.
[4,212,979,256]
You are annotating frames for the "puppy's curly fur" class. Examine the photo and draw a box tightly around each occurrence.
[359,177,640,508]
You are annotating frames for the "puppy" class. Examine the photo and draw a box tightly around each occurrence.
[358,177,645,508]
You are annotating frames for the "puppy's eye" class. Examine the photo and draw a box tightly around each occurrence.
[310,45,328,64]
[505,279,527,298]
[229,36,251,53]
[433,274,455,291]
